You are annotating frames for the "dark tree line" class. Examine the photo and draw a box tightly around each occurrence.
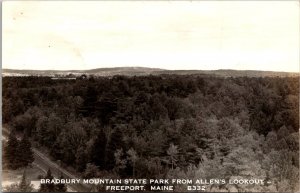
[3,132,34,170]
[3,75,299,192]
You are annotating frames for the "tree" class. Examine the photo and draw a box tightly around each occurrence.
[127,148,138,177]
[13,113,34,133]
[17,135,34,168]
[165,98,183,120]
[39,169,55,192]
[80,85,98,116]
[75,145,88,172]
[114,148,127,174]
[167,143,179,170]
[105,128,123,170]
[90,129,107,169]
[277,125,289,140]
[19,170,34,192]
[57,121,87,165]
[35,116,49,146]
[46,113,64,145]
[4,131,19,169]
[55,173,67,192]
[83,163,99,178]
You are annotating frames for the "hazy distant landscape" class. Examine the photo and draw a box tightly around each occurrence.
[2,67,299,77]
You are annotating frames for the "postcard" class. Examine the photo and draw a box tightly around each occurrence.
[2,1,299,192]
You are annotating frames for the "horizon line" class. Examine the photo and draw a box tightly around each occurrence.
[2,66,299,73]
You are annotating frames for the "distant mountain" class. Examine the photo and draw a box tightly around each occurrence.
[2,67,165,77]
[2,67,298,77]
[157,69,299,77]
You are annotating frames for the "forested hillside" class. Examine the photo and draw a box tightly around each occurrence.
[2,75,299,192]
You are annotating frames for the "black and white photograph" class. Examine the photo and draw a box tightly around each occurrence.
[2,1,299,192]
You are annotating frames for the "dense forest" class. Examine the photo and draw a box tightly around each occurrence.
[2,74,299,192]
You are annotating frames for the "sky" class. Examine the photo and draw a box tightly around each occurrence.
[3,1,300,72]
